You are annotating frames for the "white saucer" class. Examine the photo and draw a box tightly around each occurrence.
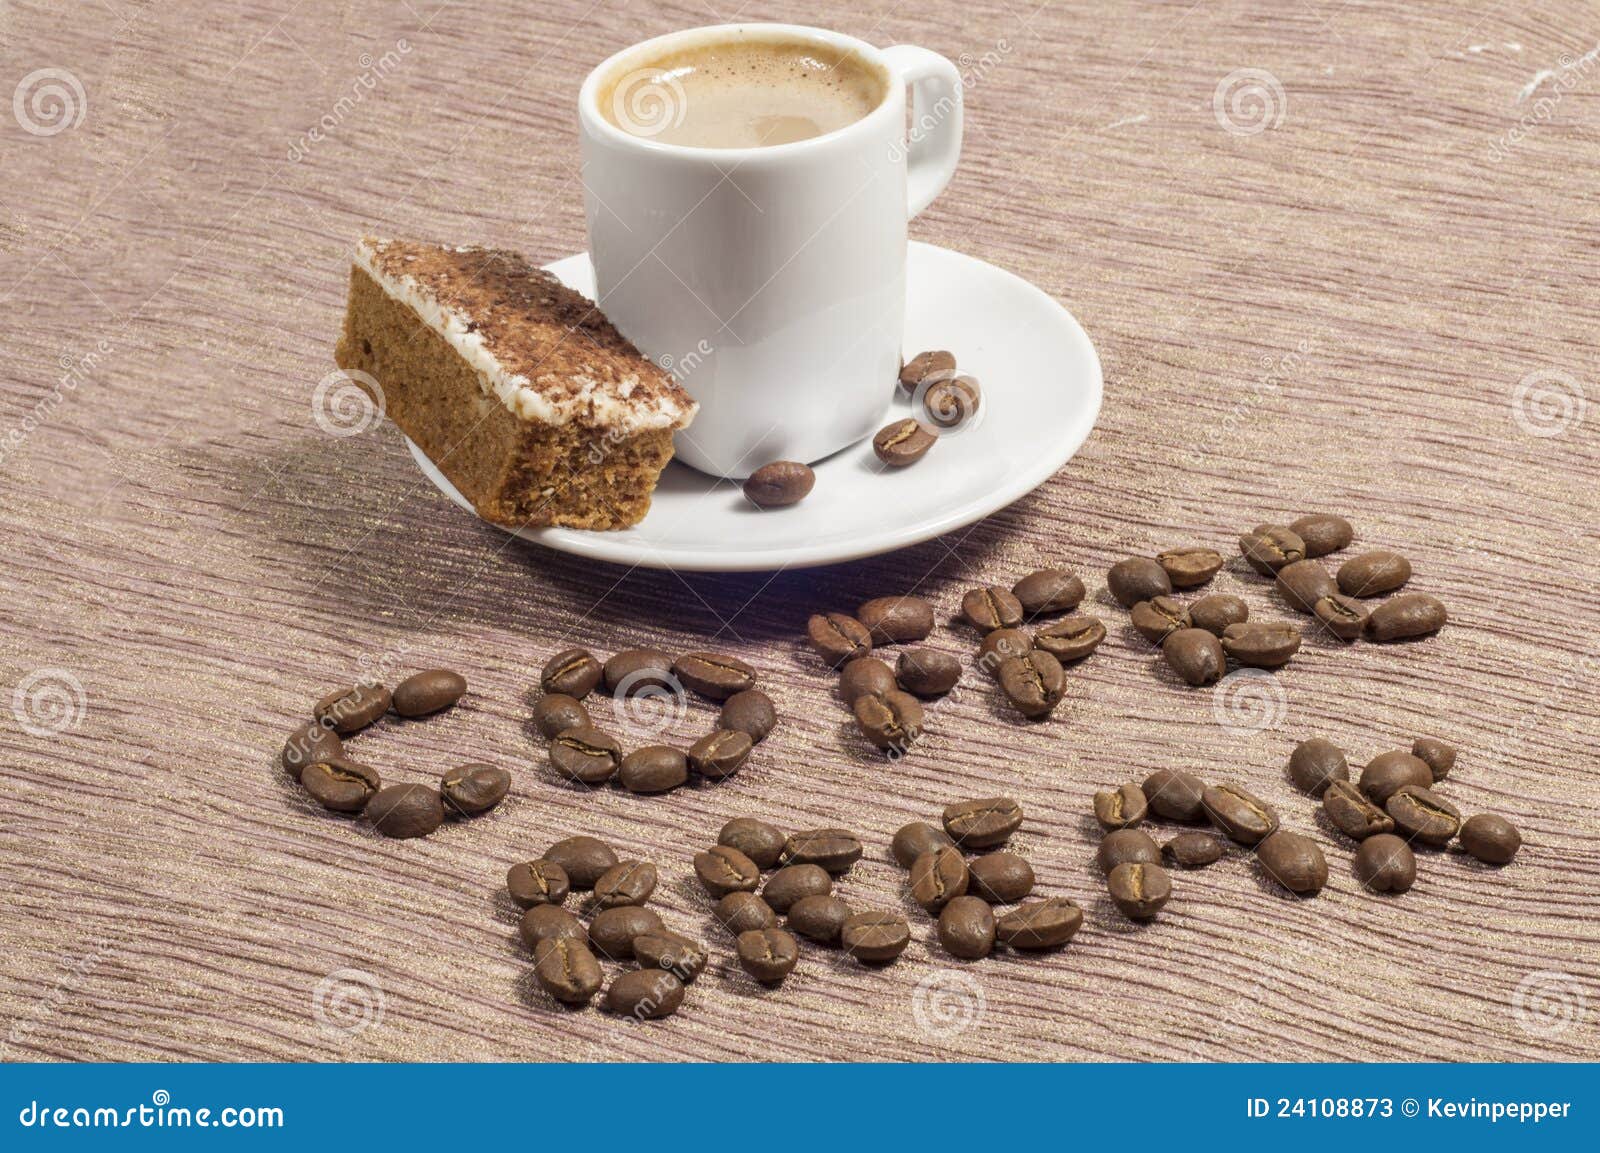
[405,241,1102,572]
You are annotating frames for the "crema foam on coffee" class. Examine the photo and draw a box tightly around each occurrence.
[601,38,886,149]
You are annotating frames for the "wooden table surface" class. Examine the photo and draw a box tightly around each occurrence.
[2,0,1597,1062]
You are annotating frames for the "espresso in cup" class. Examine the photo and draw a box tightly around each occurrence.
[599,38,886,149]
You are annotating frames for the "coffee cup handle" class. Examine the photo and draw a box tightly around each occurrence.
[882,45,964,220]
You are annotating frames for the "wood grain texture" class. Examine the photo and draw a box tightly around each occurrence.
[1,0,1597,1062]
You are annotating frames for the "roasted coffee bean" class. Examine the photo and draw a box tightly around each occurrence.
[1033,616,1105,662]
[592,860,658,909]
[943,796,1023,848]
[900,349,956,390]
[966,852,1035,903]
[1201,783,1279,845]
[872,419,937,466]
[1142,769,1207,822]
[762,863,831,913]
[1386,785,1461,847]
[1256,831,1328,895]
[367,784,444,839]
[440,763,510,816]
[1162,628,1224,686]
[995,898,1082,949]
[588,906,662,961]
[1097,829,1161,874]
[962,585,1025,631]
[1108,557,1172,608]
[1012,568,1086,615]
[721,690,777,743]
[787,895,853,945]
[857,595,935,644]
[782,829,863,874]
[1367,593,1447,642]
[549,726,622,785]
[718,817,787,869]
[1157,547,1224,588]
[715,891,778,934]
[841,911,910,963]
[313,684,391,735]
[896,648,961,697]
[840,657,897,704]
[1221,621,1302,667]
[1360,751,1432,804]
[1313,593,1368,641]
[997,650,1066,718]
[605,969,684,1019]
[543,836,618,890]
[533,937,603,1005]
[1288,737,1349,796]
[807,613,872,666]
[533,693,591,738]
[519,905,586,949]
[938,896,997,960]
[1412,737,1456,782]
[541,648,602,699]
[392,669,466,717]
[1094,783,1148,831]
[300,757,380,812]
[688,730,752,779]
[693,845,761,898]
[673,652,757,700]
[634,930,709,982]
[910,846,969,912]
[283,722,343,778]
[1323,780,1394,840]
[1459,814,1521,865]
[1162,832,1224,868]
[1131,595,1192,643]
[1337,550,1411,597]
[603,649,676,696]
[744,461,815,506]
[1353,833,1415,893]
[1188,594,1249,636]
[853,689,924,750]
[737,927,799,983]
[979,629,1033,672]
[1107,862,1171,920]
[922,374,981,430]
[619,746,688,794]
[507,860,569,908]
[1239,526,1306,575]
[891,821,954,868]
[1289,514,1353,558]
[1275,560,1336,615]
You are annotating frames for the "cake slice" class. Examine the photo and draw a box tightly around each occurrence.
[334,238,695,530]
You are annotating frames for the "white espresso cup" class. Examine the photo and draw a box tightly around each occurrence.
[578,24,963,478]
